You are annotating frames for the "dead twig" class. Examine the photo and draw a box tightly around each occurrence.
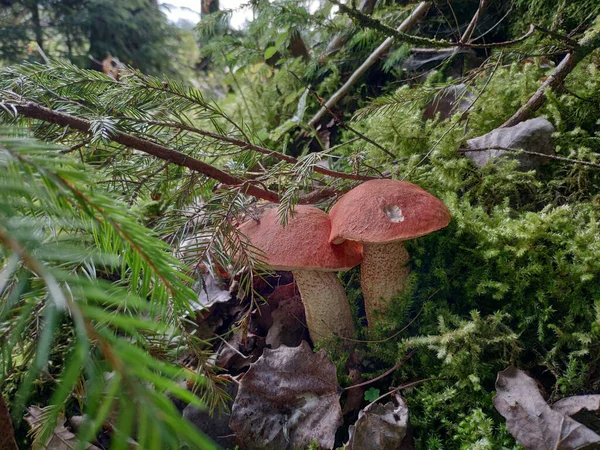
[363,377,447,409]
[459,0,487,45]
[121,117,377,182]
[463,24,535,49]
[320,0,378,61]
[336,299,428,344]
[289,71,396,159]
[13,100,280,202]
[459,146,600,169]
[307,2,432,127]
[344,350,417,391]
[334,0,577,52]
[502,18,600,128]
[402,52,503,180]
[59,137,92,154]
[128,161,171,205]
[533,24,580,48]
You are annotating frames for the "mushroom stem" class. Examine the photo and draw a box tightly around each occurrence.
[361,241,411,326]
[291,270,356,343]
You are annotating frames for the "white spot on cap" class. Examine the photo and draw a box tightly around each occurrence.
[383,204,404,223]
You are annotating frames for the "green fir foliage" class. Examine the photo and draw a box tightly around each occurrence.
[0,133,220,448]
[2,1,600,448]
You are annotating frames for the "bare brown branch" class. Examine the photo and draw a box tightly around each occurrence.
[123,118,378,181]
[459,146,600,169]
[15,101,280,202]
[500,53,578,128]
[307,2,432,127]
[502,18,600,128]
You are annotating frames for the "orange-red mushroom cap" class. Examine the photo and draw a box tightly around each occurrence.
[329,179,451,244]
[239,205,362,271]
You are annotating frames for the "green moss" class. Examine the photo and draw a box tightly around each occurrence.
[317,54,600,448]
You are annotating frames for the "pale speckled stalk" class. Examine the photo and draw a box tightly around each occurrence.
[361,241,411,326]
[291,270,356,343]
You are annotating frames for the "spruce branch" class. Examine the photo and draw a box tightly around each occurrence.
[502,15,600,128]
[331,0,449,48]
[129,70,250,141]
[0,135,225,445]
[333,0,575,52]
[12,100,280,202]
[119,117,378,181]
[308,1,432,127]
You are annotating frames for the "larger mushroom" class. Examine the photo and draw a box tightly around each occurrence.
[239,205,362,343]
[329,179,450,326]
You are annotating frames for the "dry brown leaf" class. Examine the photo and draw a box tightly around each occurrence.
[195,266,231,309]
[265,295,306,349]
[229,341,343,449]
[347,393,410,450]
[493,367,600,450]
[216,330,266,371]
[25,406,101,450]
[552,396,600,417]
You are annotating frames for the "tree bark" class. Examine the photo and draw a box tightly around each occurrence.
[0,393,18,450]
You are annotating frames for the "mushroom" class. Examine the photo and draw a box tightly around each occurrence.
[329,179,450,326]
[239,205,362,343]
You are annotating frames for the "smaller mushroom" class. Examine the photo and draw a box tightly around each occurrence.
[329,179,450,326]
[239,205,362,343]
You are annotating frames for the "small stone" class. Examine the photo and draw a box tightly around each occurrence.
[464,117,555,171]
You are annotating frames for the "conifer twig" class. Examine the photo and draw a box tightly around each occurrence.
[501,16,600,128]
[13,100,281,202]
[121,117,378,181]
[459,147,600,169]
[363,377,446,410]
[344,350,416,391]
[320,0,378,61]
[307,2,432,127]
